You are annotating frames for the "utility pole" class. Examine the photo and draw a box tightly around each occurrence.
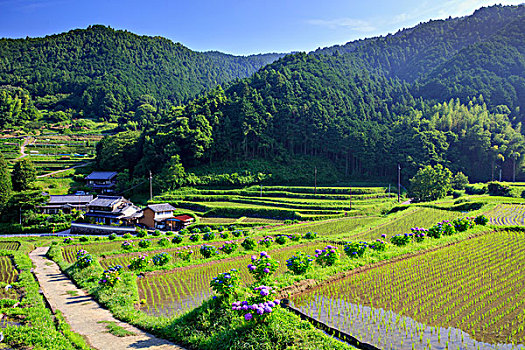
[314,167,317,195]
[397,164,401,203]
[149,170,153,201]
[499,168,502,182]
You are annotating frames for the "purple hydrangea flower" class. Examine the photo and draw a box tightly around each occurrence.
[244,313,253,320]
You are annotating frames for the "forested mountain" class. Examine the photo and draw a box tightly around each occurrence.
[94,4,525,185]
[0,25,284,124]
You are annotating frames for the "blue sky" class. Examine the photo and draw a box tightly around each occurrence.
[0,0,522,55]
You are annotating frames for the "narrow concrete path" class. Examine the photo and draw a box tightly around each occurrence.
[30,247,186,350]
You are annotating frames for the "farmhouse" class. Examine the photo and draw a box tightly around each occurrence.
[85,195,142,225]
[85,171,118,194]
[139,203,177,230]
[39,194,94,214]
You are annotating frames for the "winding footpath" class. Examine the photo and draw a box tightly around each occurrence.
[30,247,186,350]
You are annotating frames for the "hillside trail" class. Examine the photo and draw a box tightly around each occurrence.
[37,161,93,178]
[15,136,32,160]
[30,247,186,350]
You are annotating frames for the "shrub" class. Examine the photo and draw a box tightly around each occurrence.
[231,285,280,323]
[175,250,192,261]
[63,237,74,244]
[98,267,121,288]
[121,241,134,250]
[202,232,215,241]
[201,226,212,233]
[76,249,93,268]
[220,232,230,239]
[171,235,183,244]
[165,231,174,236]
[411,227,428,242]
[475,215,489,225]
[219,241,238,254]
[108,233,117,240]
[247,251,279,283]
[452,190,463,199]
[158,237,170,246]
[369,239,387,251]
[136,228,148,238]
[210,269,239,299]
[152,230,161,237]
[275,235,287,245]
[79,236,89,242]
[241,237,256,250]
[123,233,132,239]
[453,217,475,232]
[391,234,412,246]
[465,184,487,195]
[258,236,273,248]
[344,242,367,258]
[286,252,313,274]
[138,240,151,248]
[303,232,317,240]
[152,252,171,266]
[315,245,339,267]
[451,172,469,190]
[288,233,300,242]
[228,225,236,231]
[189,234,200,242]
[284,220,292,225]
[232,230,243,238]
[200,244,219,258]
[128,255,148,270]
[179,228,189,235]
[191,227,201,234]
[487,182,512,196]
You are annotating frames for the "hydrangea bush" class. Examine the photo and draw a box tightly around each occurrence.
[200,244,219,258]
[391,233,412,246]
[286,252,313,274]
[76,249,93,268]
[369,239,387,251]
[63,237,74,244]
[98,265,122,288]
[231,285,281,323]
[152,252,170,266]
[275,235,287,245]
[128,254,148,270]
[175,250,192,261]
[203,232,215,241]
[475,215,488,225]
[344,242,368,258]
[247,251,279,283]
[241,237,257,250]
[315,245,339,266]
[171,235,183,244]
[138,239,151,248]
[258,236,273,248]
[158,237,170,246]
[288,233,301,242]
[121,240,134,250]
[210,269,239,300]
[303,232,317,240]
[189,234,200,242]
[219,241,238,254]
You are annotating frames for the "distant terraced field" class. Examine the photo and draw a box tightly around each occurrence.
[485,204,525,225]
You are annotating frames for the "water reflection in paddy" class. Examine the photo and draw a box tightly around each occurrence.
[291,295,523,350]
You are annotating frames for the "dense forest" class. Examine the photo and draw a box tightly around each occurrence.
[1,4,525,185]
[0,25,284,125]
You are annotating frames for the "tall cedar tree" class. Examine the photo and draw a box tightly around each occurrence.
[12,158,36,192]
[0,153,12,207]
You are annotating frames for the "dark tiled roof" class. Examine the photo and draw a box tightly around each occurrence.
[48,195,94,204]
[147,203,176,212]
[88,196,123,208]
[85,171,118,180]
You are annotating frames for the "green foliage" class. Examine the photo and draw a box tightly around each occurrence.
[12,158,37,191]
[391,234,412,246]
[108,233,117,240]
[409,164,452,202]
[241,237,256,250]
[210,269,239,299]
[218,241,238,254]
[475,215,489,225]
[128,255,148,270]
[138,239,151,248]
[314,245,340,267]
[152,252,170,266]
[487,181,513,196]
[171,235,183,244]
[158,237,170,246]
[200,244,218,258]
[247,251,280,284]
[451,172,469,190]
[344,241,368,258]
[285,252,314,275]
[275,235,287,245]
[0,153,12,208]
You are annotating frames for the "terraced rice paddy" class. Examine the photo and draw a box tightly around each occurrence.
[0,256,19,299]
[292,230,525,348]
[275,216,380,237]
[0,241,20,251]
[153,185,397,220]
[485,204,525,225]
[137,242,344,316]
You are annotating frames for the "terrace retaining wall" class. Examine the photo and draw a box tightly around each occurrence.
[71,223,136,235]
